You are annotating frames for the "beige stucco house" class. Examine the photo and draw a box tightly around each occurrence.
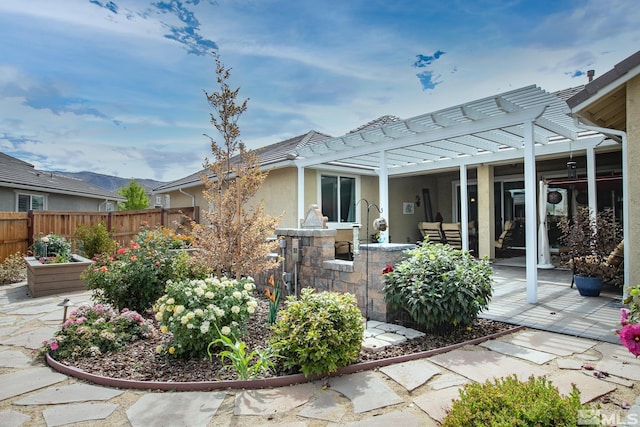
[155,51,640,302]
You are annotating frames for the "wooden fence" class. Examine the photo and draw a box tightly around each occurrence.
[0,207,199,263]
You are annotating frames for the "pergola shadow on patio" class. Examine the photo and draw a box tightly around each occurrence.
[482,265,623,344]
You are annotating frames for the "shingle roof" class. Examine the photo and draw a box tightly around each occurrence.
[567,50,640,108]
[347,115,401,133]
[553,85,585,101]
[153,130,332,192]
[0,152,124,200]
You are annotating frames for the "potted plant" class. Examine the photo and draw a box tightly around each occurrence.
[559,207,622,296]
[24,234,93,297]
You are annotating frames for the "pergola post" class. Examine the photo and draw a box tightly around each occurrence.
[524,120,538,304]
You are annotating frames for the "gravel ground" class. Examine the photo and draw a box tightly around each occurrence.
[56,299,515,382]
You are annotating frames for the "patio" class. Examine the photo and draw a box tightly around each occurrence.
[485,263,624,344]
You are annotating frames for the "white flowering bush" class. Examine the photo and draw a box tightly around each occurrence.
[154,276,258,358]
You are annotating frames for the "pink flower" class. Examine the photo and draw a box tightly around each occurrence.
[620,323,640,357]
[75,316,87,324]
[117,247,127,255]
[130,255,137,262]
[49,341,59,351]
[621,308,630,326]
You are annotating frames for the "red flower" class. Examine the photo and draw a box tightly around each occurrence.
[117,248,127,255]
[129,242,140,250]
[620,323,640,357]
[382,264,394,274]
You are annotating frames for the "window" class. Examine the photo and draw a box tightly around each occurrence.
[17,194,45,212]
[321,175,356,223]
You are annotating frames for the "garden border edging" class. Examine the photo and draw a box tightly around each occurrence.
[46,325,524,391]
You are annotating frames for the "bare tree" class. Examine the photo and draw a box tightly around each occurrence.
[192,54,282,279]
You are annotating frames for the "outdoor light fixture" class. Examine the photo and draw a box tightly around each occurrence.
[57,298,73,323]
[567,161,577,179]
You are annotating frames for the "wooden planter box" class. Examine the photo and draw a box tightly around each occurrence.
[24,254,94,298]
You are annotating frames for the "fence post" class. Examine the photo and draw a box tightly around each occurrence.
[27,210,34,247]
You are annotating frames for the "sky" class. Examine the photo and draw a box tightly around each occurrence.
[0,0,638,183]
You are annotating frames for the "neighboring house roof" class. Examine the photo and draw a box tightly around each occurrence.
[153,130,332,192]
[0,152,124,200]
[552,85,585,101]
[567,50,640,130]
[347,115,401,133]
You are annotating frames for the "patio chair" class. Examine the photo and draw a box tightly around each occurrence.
[418,222,444,244]
[494,220,515,255]
[441,222,463,249]
[570,239,624,288]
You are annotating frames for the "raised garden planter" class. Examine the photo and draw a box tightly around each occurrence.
[24,254,94,297]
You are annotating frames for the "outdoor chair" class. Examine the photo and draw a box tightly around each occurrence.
[441,222,463,250]
[418,222,444,244]
[570,240,624,288]
[494,220,515,255]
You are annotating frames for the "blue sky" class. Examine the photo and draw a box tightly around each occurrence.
[0,0,638,182]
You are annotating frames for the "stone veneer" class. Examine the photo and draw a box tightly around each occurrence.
[276,227,414,323]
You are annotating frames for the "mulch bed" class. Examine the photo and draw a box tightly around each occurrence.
[55,299,516,383]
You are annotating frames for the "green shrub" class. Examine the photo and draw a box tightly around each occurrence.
[155,276,258,358]
[82,224,210,313]
[40,303,152,360]
[383,242,492,332]
[269,288,365,376]
[442,375,581,426]
[30,234,72,261]
[74,222,117,258]
[0,252,27,285]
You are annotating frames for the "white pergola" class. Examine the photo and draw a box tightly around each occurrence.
[291,85,620,304]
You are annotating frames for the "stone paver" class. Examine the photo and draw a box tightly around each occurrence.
[234,383,316,416]
[379,358,441,391]
[297,389,348,422]
[13,383,123,405]
[0,325,59,349]
[480,339,556,364]
[503,329,596,356]
[549,371,617,404]
[0,410,30,427]
[413,386,461,423]
[361,336,391,351]
[329,371,404,414]
[594,342,640,381]
[556,358,584,370]
[341,410,426,427]
[428,373,469,390]
[42,403,118,427]
[374,332,407,345]
[429,347,548,384]
[0,349,33,368]
[0,367,66,401]
[127,392,226,427]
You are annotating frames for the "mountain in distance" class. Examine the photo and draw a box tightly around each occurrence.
[52,171,167,192]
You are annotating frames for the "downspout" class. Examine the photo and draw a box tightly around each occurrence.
[573,117,630,293]
[179,188,196,207]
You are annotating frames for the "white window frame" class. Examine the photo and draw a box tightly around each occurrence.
[317,171,360,228]
[16,192,46,212]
